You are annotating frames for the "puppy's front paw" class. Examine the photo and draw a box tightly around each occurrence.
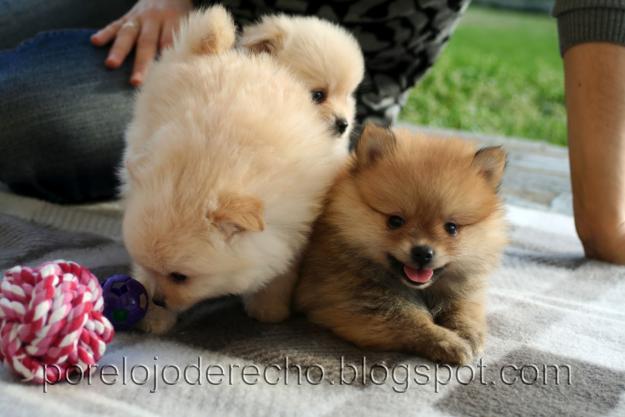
[445,320,486,357]
[137,305,178,335]
[244,296,290,323]
[462,328,486,356]
[428,333,473,365]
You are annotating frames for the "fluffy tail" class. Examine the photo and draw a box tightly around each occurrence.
[171,5,236,58]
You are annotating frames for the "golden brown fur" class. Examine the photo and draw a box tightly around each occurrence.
[295,124,508,364]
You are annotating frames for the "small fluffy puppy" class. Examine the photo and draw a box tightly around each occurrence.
[295,124,507,364]
[120,7,350,334]
[239,14,364,140]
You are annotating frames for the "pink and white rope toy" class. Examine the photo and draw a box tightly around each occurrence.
[0,260,114,384]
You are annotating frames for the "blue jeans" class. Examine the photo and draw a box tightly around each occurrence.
[0,0,134,203]
[0,0,469,203]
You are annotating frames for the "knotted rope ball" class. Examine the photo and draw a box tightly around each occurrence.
[0,260,114,384]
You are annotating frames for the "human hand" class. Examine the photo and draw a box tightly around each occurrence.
[91,0,193,86]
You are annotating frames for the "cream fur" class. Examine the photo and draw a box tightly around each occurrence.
[119,6,351,333]
[240,14,364,141]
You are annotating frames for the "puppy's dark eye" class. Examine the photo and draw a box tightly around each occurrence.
[169,272,188,283]
[311,89,326,104]
[444,222,458,236]
[387,215,405,230]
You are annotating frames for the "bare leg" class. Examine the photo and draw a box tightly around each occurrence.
[564,43,625,264]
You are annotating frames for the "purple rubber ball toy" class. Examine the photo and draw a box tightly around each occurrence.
[102,274,148,331]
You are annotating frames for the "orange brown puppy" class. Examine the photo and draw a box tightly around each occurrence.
[295,124,507,364]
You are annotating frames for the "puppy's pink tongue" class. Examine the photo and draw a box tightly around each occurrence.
[403,265,433,283]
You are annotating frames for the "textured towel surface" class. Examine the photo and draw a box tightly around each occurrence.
[1,191,625,417]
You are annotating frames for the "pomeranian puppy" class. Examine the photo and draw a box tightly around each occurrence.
[120,6,350,334]
[239,14,364,141]
[295,123,507,364]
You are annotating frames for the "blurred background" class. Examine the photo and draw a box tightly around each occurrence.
[400,0,565,146]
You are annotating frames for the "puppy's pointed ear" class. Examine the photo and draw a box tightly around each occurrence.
[209,193,265,239]
[175,6,236,56]
[354,122,397,168]
[472,146,507,189]
[239,17,285,55]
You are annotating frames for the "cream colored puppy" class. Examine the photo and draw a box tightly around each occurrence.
[239,14,364,141]
[120,6,349,334]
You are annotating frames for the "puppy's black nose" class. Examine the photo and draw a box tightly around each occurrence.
[152,295,166,308]
[411,246,434,267]
[334,118,348,135]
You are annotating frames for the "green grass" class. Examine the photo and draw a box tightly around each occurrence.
[400,6,567,146]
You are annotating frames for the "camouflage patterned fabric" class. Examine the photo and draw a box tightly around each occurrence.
[200,0,471,125]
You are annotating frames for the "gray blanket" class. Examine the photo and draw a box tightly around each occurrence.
[1,192,624,417]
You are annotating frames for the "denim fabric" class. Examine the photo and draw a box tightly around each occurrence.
[0,29,134,203]
[0,0,466,203]
[0,0,135,49]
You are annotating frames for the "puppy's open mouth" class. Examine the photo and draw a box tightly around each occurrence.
[387,255,445,289]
